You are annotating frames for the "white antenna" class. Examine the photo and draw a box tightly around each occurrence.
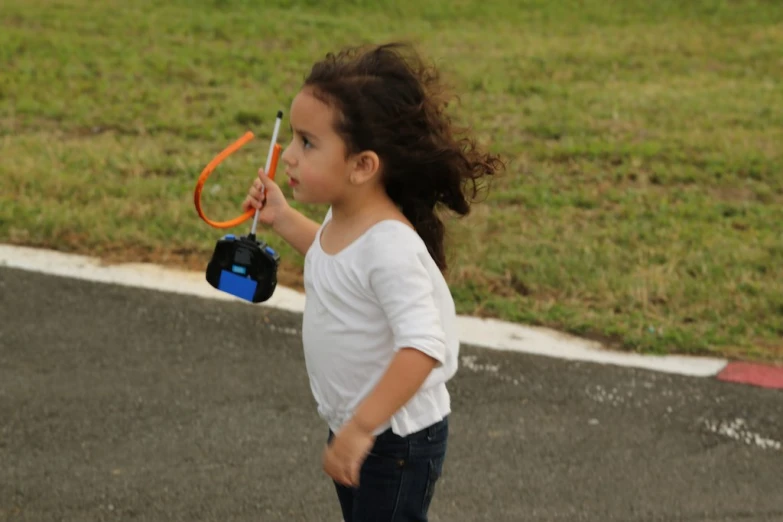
[250,110,283,238]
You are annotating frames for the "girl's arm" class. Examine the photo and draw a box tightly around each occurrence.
[349,235,447,433]
[323,347,438,486]
[272,206,320,256]
[350,348,439,434]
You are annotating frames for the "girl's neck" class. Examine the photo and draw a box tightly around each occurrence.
[330,185,399,226]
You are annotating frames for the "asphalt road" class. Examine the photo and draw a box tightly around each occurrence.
[1,267,781,522]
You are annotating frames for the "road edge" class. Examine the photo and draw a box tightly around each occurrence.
[6,243,774,384]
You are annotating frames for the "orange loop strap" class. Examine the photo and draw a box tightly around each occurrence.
[194,131,282,229]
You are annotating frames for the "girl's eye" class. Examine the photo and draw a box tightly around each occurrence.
[302,136,312,149]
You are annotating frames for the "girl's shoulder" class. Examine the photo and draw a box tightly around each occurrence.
[364,219,426,251]
[357,219,434,275]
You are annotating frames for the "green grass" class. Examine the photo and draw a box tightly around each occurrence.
[2,0,782,362]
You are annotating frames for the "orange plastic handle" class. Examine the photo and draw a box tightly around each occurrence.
[194,131,282,229]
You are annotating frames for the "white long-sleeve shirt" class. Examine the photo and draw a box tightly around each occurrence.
[301,208,459,437]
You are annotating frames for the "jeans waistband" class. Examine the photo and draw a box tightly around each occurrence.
[375,415,449,443]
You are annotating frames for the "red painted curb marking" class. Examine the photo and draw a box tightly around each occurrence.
[716,362,783,390]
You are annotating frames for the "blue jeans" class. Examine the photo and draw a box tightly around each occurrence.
[328,416,449,522]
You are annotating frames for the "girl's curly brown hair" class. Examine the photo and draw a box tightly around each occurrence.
[303,41,504,272]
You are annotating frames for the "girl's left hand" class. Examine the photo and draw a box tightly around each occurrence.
[323,419,375,487]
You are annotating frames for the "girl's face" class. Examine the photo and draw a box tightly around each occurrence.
[281,88,353,205]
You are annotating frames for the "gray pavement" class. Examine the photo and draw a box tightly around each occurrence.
[1,266,782,522]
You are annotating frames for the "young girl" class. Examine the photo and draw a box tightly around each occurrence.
[242,42,502,522]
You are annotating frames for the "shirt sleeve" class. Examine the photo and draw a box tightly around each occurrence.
[367,233,447,365]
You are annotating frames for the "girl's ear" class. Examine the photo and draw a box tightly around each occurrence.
[349,150,381,185]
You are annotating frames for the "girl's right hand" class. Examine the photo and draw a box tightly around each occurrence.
[241,168,289,228]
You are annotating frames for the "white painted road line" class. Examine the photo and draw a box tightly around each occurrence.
[0,244,729,377]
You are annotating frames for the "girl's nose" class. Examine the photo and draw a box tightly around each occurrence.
[281,142,295,166]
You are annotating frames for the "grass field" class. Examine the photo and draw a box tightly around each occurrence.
[2,0,782,362]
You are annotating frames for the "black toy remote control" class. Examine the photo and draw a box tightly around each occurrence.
[205,233,280,303]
